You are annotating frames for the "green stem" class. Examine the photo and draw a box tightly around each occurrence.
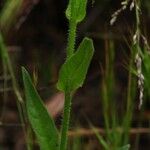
[123,0,141,141]
[66,19,77,58]
[66,0,77,58]
[123,58,134,144]
[59,91,72,150]
[60,1,78,149]
[102,80,110,138]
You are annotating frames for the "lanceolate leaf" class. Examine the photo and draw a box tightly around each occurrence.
[66,0,87,23]
[22,68,59,150]
[57,37,94,92]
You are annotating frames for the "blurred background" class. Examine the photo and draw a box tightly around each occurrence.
[0,0,150,149]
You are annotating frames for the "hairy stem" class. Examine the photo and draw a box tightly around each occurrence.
[59,91,72,150]
[60,1,78,149]
[66,0,77,58]
[67,20,77,58]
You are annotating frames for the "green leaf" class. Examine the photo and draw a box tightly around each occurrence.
[118,144,130,150]
[57,37,94,92]
[22,67,59,150]
[66,0,88,23]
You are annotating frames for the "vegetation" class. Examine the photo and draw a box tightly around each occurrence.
[0,0,150,150]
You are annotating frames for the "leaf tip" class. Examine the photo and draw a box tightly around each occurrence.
[84,37,95,52]
[21,66,27,74]
[21,67,32,86]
